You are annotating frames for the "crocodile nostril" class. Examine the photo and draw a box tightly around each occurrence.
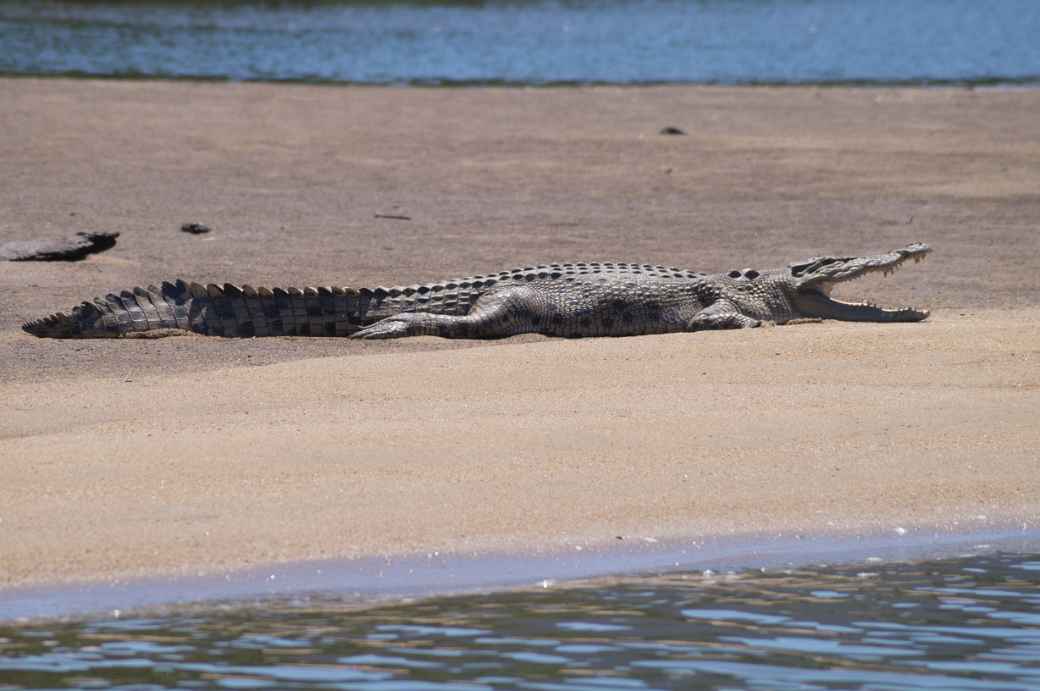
[744,269,760,280]
[728,270,741,278]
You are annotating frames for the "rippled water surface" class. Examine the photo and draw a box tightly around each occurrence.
[2,0,1040,85]
[1,551,1039,689]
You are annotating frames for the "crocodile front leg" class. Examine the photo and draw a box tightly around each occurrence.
[688,301,761,330]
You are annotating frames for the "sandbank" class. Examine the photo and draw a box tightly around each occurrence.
[0,79,1038,599]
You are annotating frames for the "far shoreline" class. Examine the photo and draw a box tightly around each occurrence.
[4,71,1040,90]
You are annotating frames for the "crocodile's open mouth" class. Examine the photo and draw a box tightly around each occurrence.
[790,243,931,322]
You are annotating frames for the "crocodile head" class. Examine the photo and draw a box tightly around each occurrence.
[785,242,931,322]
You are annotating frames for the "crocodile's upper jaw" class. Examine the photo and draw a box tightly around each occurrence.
[787,243,931,322]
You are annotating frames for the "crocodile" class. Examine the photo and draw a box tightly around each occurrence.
[21,243,931,340]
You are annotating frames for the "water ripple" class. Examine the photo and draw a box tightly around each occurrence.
[0,552,1038,689]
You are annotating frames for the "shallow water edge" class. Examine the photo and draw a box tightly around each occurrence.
[3,520,1037,624]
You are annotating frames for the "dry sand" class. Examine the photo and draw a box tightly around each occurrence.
[0,79,1038,589]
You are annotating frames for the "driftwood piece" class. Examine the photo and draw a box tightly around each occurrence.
[0,231,120,261]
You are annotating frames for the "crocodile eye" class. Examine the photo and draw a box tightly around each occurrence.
[728,270,741,278]
[744,270,759,280]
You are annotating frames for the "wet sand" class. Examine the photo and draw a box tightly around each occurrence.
[1,79,1038,590]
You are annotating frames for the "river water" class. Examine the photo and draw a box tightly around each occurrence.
[1,550,1039,689]
[2,0,1039,85]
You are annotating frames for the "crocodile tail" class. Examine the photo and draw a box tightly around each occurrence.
[193,283,373,337]
[21,280,394,338]
[22,280,198,338]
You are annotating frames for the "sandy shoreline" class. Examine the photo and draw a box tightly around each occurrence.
[1,79,1038,595]
[4,525,1038,622]
[3,310,1039,591]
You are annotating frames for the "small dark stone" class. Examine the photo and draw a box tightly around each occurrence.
[659,126,686,136]
[180,222,211,235]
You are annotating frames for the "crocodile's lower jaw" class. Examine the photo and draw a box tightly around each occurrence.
[793,290,929,322]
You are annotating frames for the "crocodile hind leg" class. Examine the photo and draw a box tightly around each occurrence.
[351,286,540,340]
[348,312,465,339]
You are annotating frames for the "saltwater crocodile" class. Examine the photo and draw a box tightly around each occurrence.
[22,243,931,340]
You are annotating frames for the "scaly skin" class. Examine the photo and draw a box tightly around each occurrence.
[21,243,931,339]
